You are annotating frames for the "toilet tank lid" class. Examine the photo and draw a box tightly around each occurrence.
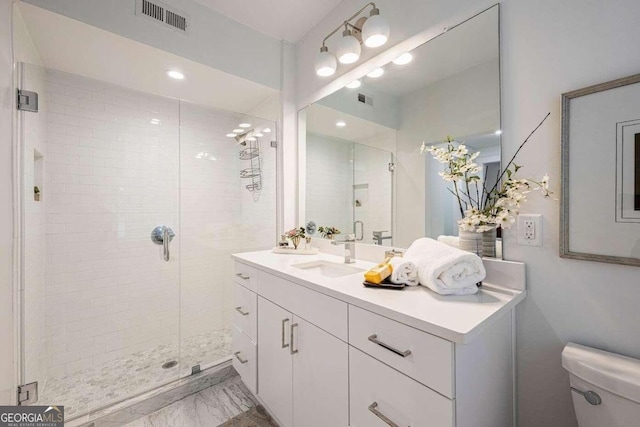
[562,343,640,404]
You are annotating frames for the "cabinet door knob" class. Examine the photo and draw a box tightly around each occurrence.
[368,334,412,357]
[235,306,250,316]
[281,318,290,348]
[368,402,402,427]
[234,351,248,364]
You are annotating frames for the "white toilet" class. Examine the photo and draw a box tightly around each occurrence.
[562,342,640,426]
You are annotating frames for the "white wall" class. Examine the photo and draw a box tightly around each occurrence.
[396,60,500,247]
[21,0,281,90]
[295,1,640,426]
[0,0,15,406]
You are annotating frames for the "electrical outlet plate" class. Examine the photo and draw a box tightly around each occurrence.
[517,214,542,246]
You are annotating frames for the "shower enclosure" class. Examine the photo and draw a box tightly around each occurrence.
[16,63,278,419]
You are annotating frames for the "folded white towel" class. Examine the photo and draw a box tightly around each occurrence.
[404,238,486,296]
[388,257,419,286]
[437,235,459,248]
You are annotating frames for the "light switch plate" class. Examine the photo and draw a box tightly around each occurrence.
[517,214,542,246]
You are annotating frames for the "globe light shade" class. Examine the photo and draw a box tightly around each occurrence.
[336,32,361,64]
[315,48,337,77]
[362,14,390,48]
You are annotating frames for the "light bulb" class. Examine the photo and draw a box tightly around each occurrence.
[167,70,185,80]
[336,30,361,64]
[362,10,389,48]
[392,52,413,65]
[367,68,384,78]
[346,80,362,89]
[315,46,337,77]
[495,130,502,135]
[336,121,346,128]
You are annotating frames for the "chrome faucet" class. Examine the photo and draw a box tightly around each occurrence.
[372,230,392,245]
[332,233,356,264]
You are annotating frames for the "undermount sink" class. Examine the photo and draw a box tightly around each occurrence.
[291,260,365,278]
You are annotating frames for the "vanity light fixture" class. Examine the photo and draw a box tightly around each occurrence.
[367,67,384,78]
[336,121,347,128]
[239,123,251,128]
[315,3,389,77]
[392,52,413,65]
[167,70,185,80]
[346,80,362,89]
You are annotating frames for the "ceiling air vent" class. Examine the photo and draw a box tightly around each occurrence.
[136,0,189,33]
[358,93,374,106]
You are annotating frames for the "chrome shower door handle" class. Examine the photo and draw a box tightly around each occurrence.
[151,225,175,262]
[354,220,364,241]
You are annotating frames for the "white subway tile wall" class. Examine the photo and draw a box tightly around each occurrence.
[20,65,277,410]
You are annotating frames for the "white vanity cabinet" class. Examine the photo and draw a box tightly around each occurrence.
[232,256,522,427]
[245,269,349,427]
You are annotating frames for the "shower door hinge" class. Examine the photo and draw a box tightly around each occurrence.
[17,89,39,113]
[270,140,277,148]
[17,381,38,405]
[388,162,396,172]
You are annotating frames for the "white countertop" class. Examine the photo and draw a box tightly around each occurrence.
[232,250,526,344]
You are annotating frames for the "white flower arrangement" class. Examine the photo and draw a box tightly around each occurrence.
[421,114,552,233]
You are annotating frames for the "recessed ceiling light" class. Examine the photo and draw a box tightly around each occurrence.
[167,70,185,80]
[226,133,237,137]
[367,68,384,78]
[233,129,244,133]
[495,130,502,135]
[392,52,413,65]
[336,121,346,128]
[346,80,361,89]
[150,118,160,125]
[263,128,272,133]
[239,123,251,128]
[254,133,264,137]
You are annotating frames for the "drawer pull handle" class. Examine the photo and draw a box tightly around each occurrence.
[290,323,299,355]
[235,273,250,280]
[235,306,250,316]
[368,334,412,357]
[281,318,290,348]
[234,351,248,364]
[368,402,403,427]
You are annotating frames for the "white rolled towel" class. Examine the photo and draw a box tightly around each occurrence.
[388,257,419,286]
[437,235,459,248]
[404,238,486,296]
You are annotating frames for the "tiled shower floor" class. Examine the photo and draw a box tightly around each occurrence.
[37,327,232,419]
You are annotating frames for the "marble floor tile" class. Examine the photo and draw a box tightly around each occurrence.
[122,375,259,427]
[36,328,232,420]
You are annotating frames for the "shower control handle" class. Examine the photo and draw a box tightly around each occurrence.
[151,226,175,262]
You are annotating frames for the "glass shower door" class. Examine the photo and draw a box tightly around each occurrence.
[352,143,394,245]
[178,101,278,375]
[18,63,182,418]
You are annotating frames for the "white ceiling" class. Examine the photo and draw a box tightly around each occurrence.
[306,103,395,144]
[18,2,279,117]
[192,0,342,42]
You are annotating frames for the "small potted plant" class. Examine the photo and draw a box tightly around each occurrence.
[318,226,341,240]
[285,227,306,249]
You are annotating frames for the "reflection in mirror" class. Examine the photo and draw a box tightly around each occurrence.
[299,5,500,253]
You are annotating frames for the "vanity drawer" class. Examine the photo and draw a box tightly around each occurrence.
[258,271,348,342]
[232,325,257,394]
[350,347,454,427]
[234,261,258,292]
[233,283,257,342]
[349,305,454,398]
